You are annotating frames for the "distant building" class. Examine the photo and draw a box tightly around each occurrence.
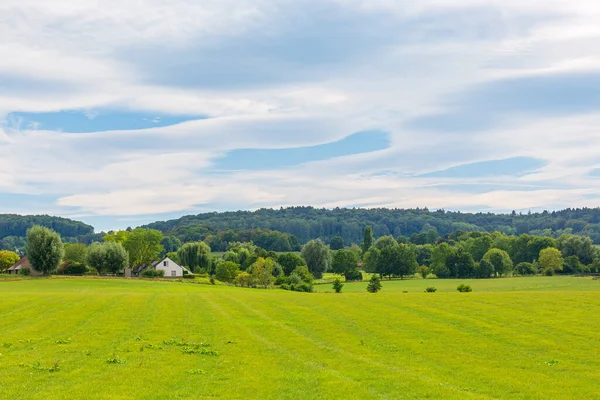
[124,257,190,277]
[6,256,43,276]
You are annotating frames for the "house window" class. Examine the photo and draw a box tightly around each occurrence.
[163,261,168,266]
[171,270,176,277]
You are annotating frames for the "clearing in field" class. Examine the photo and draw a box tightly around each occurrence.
[1,276,599,399]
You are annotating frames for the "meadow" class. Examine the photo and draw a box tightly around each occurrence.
[1,276,599,399]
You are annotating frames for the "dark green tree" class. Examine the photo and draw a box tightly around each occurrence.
[362,226,374,253]
[366,274,382,293]
[301,239,331,279]
[26,225,64,275]
[329,236,345,250]
[277,252,307,276]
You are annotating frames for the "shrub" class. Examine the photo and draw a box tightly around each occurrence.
[425,287,437,292]
[344,268,363,282]
[332,278,344,293]
[214,261,240,283]
[209,277,216,285]
[544,268,554,276]
[142,269,165,278]
[280,284,291,291]
[234,272,255,287]
[293,282,313,293]
[274,275,288,285]
[515,262,536,276]
[456,284,472,292]
[417,266,430,279]
[84,267,99,276]
[20,267,31,276]
[182,274,195,280]
[291,265,314,283]
[366,275,382,293]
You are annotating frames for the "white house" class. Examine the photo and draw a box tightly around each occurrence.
[153,257,188,278]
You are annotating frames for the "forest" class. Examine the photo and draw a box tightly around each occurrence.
[143,206,600,246]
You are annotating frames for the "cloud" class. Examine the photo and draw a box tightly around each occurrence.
[1,0,600,230]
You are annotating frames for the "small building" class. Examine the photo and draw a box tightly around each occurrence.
[6,256,43,276]
[125,257,190,278]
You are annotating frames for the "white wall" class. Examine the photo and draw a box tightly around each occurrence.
[154,257,183,277]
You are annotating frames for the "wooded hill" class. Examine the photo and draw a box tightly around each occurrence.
[143,206,600,246]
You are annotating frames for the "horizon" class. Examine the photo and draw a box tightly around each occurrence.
[2,1,600,232]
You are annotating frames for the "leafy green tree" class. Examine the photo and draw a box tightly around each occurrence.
[563,256,585,274]
[160,236,182,255]
[483,248,513,277]
[86,241,128,274]
[329,236,345,250]
[124,228,163,268]
[461,235,493,262]
[177,241,212,273]
[526,236,555,262]
[362,247,380,273]
[430,242,455,278]
[301,239,330,279]
[215,261,240,283]
[538,247,564,274]
[515,262,536,275]
[415,244,433,267]
[26,225,64,274]
[250,257,275,288]
[475,259,494,278]
[103,230,129,244]
[590,258,600,273]
[395,244,418,279]
[417,266,430,279]
[63,243,88,264]
[290,265,314,284]
[447,247,476,278]
[277,252,307,276]
[331,249,359,275]
[557,234,598,265]
[362,226,374,253]
[366,274,382,293]
[374,235,398,250]
[0,250,20,272]
[332,278,344,293]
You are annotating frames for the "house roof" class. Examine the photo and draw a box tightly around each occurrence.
[7,256,31,271]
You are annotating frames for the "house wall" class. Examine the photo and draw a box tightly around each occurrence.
[154,258,183,278]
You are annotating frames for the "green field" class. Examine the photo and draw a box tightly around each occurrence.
[1,277,599,399]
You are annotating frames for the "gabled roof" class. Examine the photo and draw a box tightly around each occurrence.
[7,256,31,271]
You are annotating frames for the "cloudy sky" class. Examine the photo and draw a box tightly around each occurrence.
[1,0,600,231]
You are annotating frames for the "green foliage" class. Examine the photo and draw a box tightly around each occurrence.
[19,267,31,276]
[86,241,129,274]
[58,262,87,275]
[329,236,345,250]
[538,248,564,274]
[291,265,314,284]
[515,262,536,276]
[214,261,240,283]
[362,247,380,273]
[25,225,64,274]
[373,235,398,250]
[277,252,306,276]
[475,259,494,278]
[376,243,417,279]
[177,241,212,273]
[249,257,275,288]
[366,274,382,293]
[124,228,164,268]
[344,268,363,282]
[0,250,20,272]
[563,256,585,274]
[331,249,359,275]
[160,236,182,255]
[430,242,454,278]
[425,287,437,292]
[557,234,597,265]
[142,269,165,278]
[234,272,255,288]
[457,284,473,292]
[362,225,374,253]
[446,247,476,278]
[417,266,430,279]
[63,243,88,264]
[332,278,344,293]
[483,248,513,277]
[301,239,330,279]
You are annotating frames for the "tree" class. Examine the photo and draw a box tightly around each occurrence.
[103,230,129,244]
[557,234,598,265]
[177,241,212,273]
[63,243,87,264]
[538,247,564,274]
[417,266,430,279]
[329,236,345,250]
[250,257,274,288]
[124,228,163,268]
[301,239,330,279]
[0,250,20,272]
[160,236,182,255]
[291,265,314,284]
[374,235,398,250]
[25,225,64,274]
[362,247,380,273]
[366,274,382,293]
[483,248,513,277]
[86,241,128,274]
[475,259,494,278]
[563,256,585,274]
[515,262,536,276]
[362,226,374,253]
[395,244,418,279]
[332,278,344,293]
[277,253,307,276]
[430,242,455,278]
[215,261,240,283]
[331,250,359,275]
[447,247,475,278]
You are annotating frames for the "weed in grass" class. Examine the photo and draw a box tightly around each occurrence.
[106,355,126,364]
[545,360,559,366]
[2,343,12,348]
[29,361,60,373]
[55,338,72,344]
[181,347,218,356]
[187,369,207,375]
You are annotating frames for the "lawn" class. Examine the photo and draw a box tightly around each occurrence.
[1,276,599,399]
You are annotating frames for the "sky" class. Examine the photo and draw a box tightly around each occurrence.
[1,0,600,232]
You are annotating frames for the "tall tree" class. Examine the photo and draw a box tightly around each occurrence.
[483,248,513,277]
[124,228,163,268]
[301,239,331,279]
[177,241,212,273]
[329,236,345,250]
[331,249,359,275]
[538,247,564,274]
[362,226,374,253]
[446,247,476,278]
[87,242,128,274]
[277,252,307,276]
[25,225,64,275]
[430,242,455,278]
[63,243,88,264]
[0,250,20,272]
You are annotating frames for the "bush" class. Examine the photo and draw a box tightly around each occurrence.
[544,268,554,276]
[515,262,536,276]
[182,274,195,280]
[425,287,437,292]
[344,268,363,282]
[332,278,344,293]
[280,284,291,291]
[214,261,240,283]
[366,275,382,293]
[20,267,31,276]
[234,272,255,287]
[274,275,288,285]
[292,265,314,284]
[456,284,472,292]
[58,262,87,275]
[142,269,165,278]
[84,267,99,276]
[293,282,313,293]
[417,266,430,279]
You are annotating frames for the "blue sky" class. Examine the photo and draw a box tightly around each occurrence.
[1,0,600,232]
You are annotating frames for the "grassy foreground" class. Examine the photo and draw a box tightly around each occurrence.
[1,277,599,399]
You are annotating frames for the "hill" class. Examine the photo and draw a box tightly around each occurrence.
[0,214,97,251]
[143,206,600,245]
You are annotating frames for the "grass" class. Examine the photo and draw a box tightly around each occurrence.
[1,276,599,399]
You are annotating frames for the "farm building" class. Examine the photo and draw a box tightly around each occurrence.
[125,257,190,277]
[6,256,44,276]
